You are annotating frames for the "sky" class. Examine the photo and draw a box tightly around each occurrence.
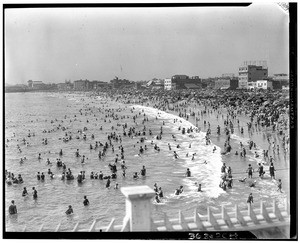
[5,3,289,85]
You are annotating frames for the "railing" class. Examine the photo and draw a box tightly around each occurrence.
[21,185,290,233]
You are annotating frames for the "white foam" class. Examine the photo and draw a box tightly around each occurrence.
[133,105,224,198]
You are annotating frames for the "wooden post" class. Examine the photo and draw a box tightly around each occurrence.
[121,185,156,231]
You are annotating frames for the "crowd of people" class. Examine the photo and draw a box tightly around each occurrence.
[7,88,289,216]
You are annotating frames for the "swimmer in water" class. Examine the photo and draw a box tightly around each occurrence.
[277,179,282,193]
[114,183,119,189]
[22,187,28,197]
[32,187,38,200]
[247,193,253,205]
[174,185,183,195]
[249,180,256,187]
[153,183,158,193]
[246,164,253,179]
[213,146,217,153]
[185,168,191,177]
[140,166,146,176]
[133,172,139,179]
[155,195,161,203]
[83,196,89,206]
[197,183,202,192]
[65,205,73,215]
[106,178,111,188]
[158,187,163,198]
[9,200,17,215]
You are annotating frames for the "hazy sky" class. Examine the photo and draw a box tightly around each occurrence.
[5,3,289,84]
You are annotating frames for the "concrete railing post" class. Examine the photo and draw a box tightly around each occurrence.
[121,185,156,231]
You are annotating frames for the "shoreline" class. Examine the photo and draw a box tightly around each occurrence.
[5,91,291,232]
[113,92,290,201]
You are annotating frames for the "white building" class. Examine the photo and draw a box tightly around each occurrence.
[164,78,174,90]
[238,62,268,89]
[257,80,273,90]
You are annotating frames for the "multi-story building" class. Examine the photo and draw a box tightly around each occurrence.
[272,73,289,90]
[171,75,201,89]
[214,77,238,90]
[28,80,44,89]
[146,78,164,90]
[222,73,235,79]
[74,79,90,90]
[164,78,174,90]
[273,73,289,81]
[257,80,273,90]
[28,80,33,88]
[238,62,268,89]
[110,77,132,89]
[90,80,107,90]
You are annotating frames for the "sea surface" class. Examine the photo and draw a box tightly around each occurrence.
[5,92,289,231]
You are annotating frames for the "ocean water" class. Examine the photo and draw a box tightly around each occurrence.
[5,92,289,231]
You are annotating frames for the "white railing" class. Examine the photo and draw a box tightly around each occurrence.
[20,185,289,233]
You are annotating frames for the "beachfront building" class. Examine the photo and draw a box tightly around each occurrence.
[164,78,173,90]
[5,84,29,92]
[146,78,164,90]
[110,77,132,89]
[272,73,289,90]
[222,73,235,78]
[256,80,273,90]
[90,80,107,90]
[273,73,289,81]
[238,61,268,89]
[171,75,202,89]
[57,81,74,91]
[27,80,33,88]
[214,77,238,90]
[74,79,90,91]
[27,80,46,90]
[73,80,108,91]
